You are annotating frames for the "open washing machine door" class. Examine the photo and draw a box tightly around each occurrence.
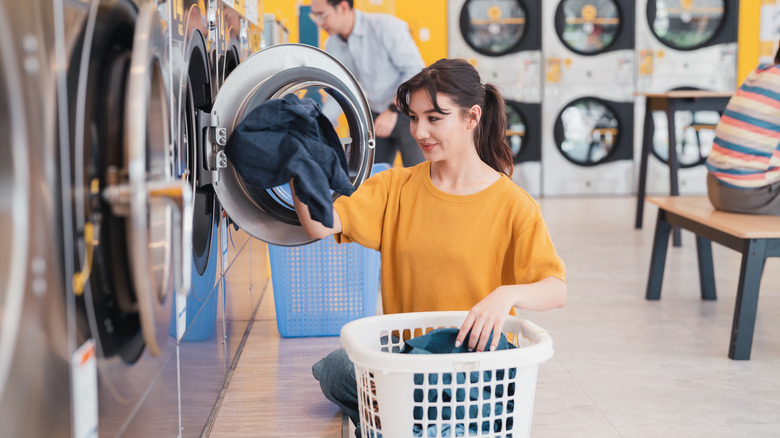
[202,43,375,246]
[0,1,29,401]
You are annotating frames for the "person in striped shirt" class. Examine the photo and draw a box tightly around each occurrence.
[706,48,780,215]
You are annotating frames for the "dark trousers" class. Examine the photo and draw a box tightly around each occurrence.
[707,173,780,215]
[373,112,424,167]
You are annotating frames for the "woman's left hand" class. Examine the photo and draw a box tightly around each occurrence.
[455,286,514,352]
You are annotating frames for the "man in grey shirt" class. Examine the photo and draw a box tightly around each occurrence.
[310,0,425,167]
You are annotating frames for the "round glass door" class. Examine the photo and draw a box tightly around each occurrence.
[70,2,189,360]
[210,44,375,247]
[648,0,726,50]
[555,98,620,165]
[460,0,528,56]
[651,109,719,168]
[505,104,526,163]
[67,0,147,363]
[556,0,622,54]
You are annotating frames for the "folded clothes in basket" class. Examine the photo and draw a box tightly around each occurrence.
[400,328,517,437]
[224,94,354,228]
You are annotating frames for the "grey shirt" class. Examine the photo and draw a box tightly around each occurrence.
[324,10,425,114]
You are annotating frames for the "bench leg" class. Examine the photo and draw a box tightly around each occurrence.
[695,236,717,300]
[729,239,767,360]
[646,210,672,300]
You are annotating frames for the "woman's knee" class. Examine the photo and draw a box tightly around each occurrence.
[312,348,355,391]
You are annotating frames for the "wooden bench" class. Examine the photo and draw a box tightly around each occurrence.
[646,196,780,360]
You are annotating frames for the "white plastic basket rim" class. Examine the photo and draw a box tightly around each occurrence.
[340,311,553,374]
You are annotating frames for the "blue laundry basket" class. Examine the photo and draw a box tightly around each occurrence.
[267,163,388,337]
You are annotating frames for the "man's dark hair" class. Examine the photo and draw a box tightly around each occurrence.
[327,0,353,8]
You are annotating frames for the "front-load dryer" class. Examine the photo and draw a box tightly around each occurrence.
[448,0,543,196]
[55,1,192,435]
[542,0,636,195]
[636,0,739,195]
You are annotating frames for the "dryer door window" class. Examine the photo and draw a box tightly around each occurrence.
[651,110,719,168]
[648,0,726,50]
[555,98,620,166]
[208,44,374,247]
[505,104,527,163]
[460,0,528,56]
[556,0,622,55]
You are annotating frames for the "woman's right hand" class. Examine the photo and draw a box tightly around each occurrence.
[290,178,342,239]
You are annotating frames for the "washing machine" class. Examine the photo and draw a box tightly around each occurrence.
[637,0,739,195]
[167,0,220,343]
[55,0,194,435]
[542,0,636,196]
[166,2,267,435]
[448,0,543,196]
[0,1,74,437]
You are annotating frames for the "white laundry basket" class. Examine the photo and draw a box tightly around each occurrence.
[340,311,553,438]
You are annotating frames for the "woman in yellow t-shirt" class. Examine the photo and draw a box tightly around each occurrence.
[291,58,566,435]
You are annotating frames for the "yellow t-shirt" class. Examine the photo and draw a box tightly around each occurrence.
[334,161,566,315]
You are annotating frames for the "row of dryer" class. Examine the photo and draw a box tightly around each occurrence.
[1,1,376,437]
[449,0,744,197]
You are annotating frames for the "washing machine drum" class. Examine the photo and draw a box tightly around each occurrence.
[459,0,530,56]
[555,0,623,55]
[207,44,375,247]
[647,0,726,50]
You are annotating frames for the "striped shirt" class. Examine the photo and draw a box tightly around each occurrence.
[706,63,780,188]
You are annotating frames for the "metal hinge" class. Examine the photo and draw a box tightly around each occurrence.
[198,110,225,186]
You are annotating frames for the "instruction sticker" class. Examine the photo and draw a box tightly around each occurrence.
[71,340,98,438]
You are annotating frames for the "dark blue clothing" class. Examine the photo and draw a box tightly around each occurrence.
[225,94,354,228]
[401,328,517,437]
[400,328,514,355]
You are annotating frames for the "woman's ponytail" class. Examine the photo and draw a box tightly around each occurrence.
[476,84,513,176]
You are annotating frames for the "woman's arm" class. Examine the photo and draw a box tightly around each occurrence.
[455,276,567,352]
[290,178,342,240]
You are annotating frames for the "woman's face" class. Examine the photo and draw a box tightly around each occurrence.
[407,89,478,162]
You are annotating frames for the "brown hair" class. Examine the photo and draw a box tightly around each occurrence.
[396,58,513,176]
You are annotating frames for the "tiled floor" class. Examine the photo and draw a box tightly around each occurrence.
[210,197,780,437]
